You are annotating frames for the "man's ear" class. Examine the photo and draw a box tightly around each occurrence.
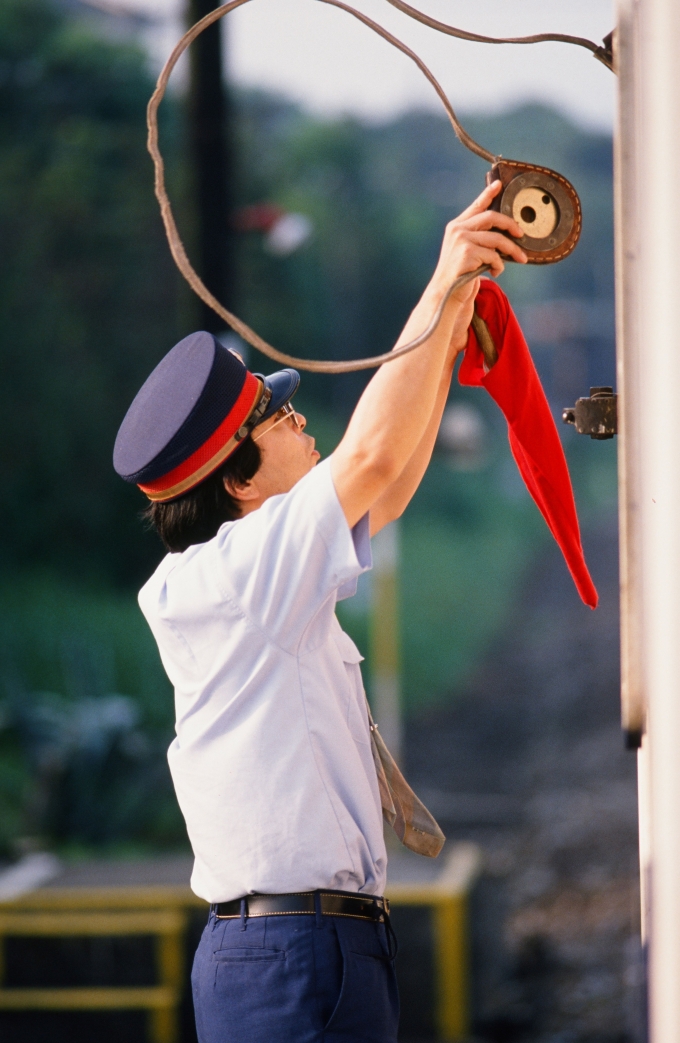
[223,475,259,503]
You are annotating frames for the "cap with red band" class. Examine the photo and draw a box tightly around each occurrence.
[113,331,300,502]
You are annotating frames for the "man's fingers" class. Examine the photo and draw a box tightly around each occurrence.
[455,179,502,222]
[468,230,528,264]
[450,246,505,287]
[448,274,481,306]
[462,209,524,240]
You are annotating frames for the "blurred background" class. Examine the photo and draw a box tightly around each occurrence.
[0,0,640,1041]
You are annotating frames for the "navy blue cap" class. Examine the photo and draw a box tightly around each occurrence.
[113,331,299,501]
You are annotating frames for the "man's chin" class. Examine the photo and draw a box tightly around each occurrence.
[300,456,319,480]
[287,456,320,492]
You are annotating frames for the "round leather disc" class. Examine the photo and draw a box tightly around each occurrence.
[487,160,582,264]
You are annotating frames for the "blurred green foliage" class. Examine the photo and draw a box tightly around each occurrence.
[0,0,186,583]
[0,573,183,852]
[0,0,615,852]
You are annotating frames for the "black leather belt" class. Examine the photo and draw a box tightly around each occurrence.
[214,890,390,922]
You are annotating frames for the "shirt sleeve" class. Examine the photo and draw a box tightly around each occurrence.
[212,458,372,651]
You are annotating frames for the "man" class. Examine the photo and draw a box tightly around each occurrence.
[113,181,526,1043]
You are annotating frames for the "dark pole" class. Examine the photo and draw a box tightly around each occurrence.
[187,0,235,332]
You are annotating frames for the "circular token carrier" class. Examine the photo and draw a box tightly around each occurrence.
[488,160,582,264]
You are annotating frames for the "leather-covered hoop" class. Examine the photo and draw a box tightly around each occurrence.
[488,160,582,264]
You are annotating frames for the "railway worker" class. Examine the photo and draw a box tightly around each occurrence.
[113,180,526,1043]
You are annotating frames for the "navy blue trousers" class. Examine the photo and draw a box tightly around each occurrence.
[191,908,399,1043]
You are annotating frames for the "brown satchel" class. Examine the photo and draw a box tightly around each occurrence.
[366,701,445,858]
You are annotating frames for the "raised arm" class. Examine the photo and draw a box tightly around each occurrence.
[368,330,461,536]
[330,182,526,529]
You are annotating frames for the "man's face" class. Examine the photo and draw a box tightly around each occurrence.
[245,408,320,505]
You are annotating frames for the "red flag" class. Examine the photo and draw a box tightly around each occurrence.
[458,278,598,609]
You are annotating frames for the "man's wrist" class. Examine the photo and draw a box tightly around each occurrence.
[420,279,448,313]
[445,344,464,374]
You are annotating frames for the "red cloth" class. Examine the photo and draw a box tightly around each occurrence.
[458,279,597,609]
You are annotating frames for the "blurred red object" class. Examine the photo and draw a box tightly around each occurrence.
[233,204,313,256]
[232,203,285,233]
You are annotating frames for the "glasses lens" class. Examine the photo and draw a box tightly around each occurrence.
[252,402,300,442]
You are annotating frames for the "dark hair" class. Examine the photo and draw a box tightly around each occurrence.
[143,437,262,553]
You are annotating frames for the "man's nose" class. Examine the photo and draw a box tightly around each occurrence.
[295,411,307,431]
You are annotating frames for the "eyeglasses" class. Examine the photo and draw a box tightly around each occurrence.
[251,402,302,442]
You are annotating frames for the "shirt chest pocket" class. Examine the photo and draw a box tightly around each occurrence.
[332,630,370,745]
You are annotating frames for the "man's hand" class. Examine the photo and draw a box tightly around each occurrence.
[437,180,527,362]
[431,180,527,301]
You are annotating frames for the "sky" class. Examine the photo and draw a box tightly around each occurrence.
[118,0,616,130]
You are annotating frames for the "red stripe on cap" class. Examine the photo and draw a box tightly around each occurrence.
[139,371,261,501]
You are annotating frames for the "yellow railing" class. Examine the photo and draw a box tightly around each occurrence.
[0,889,205,1043]
[387,843,481,1040]
[0,842,480,1043]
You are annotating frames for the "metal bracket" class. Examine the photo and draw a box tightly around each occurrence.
[562,386,618,439]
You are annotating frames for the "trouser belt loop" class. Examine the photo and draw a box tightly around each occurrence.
[239,897,248,932]
[383,904,399,961]
[314,890,324,929]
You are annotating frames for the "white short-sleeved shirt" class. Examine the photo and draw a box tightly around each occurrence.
[138,458,386,904]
